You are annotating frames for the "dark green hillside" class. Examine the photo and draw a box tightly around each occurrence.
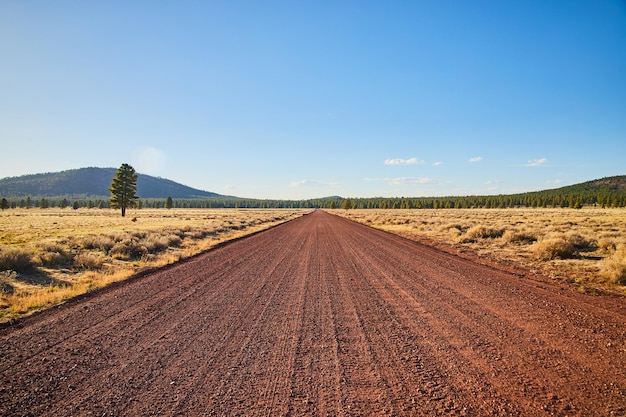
[555,176,626,192]
[0,167,222,199]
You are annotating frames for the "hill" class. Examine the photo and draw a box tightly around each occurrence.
[0,167,222,199]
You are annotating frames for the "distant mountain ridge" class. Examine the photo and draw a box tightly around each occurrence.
[0,167,222,199]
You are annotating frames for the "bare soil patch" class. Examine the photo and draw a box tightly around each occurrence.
[1,210,625,416]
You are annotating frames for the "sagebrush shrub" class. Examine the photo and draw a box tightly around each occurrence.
[0,246,34,272]
[566,233,596,252]
[74,252,105,270]
[142,233,184,254]
[533,236,576,260]
[460,225,505,243]
[166,234,182,247]
[36,250,72,266]
[0,270,16,294]
[533,233,597,260]
[448,227,462,239]
[110,238,147,260]
[501,229,537,245]
[34,242,72,266]
[38,242,66,254]
[143,235,169,253]
[597,237,618,253]
[599,245,626,285]
[80,235,115,252]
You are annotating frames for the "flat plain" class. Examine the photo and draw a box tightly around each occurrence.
[1,210,624,416]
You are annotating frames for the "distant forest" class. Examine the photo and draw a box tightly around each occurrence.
[2,175,625,210]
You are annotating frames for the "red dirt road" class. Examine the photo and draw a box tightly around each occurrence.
[1,210,625,416]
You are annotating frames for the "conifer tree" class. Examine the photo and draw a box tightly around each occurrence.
[109,163,139,217]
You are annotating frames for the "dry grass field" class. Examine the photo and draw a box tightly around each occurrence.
[0,208,307,322]
[329,208,626,294]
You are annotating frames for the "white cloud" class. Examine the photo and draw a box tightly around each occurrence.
[384,157,423,165]
[526,158,548,167]
[290,179,339,188]
[469,156,483,163]
[388,177,436,186]
[485,179,503,185]
[433,161,443,166]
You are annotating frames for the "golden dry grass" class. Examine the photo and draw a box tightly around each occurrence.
[0,208,307,322]
[328,208,626,294]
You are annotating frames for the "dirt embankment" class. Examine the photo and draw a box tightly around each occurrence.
[1,210,625,416]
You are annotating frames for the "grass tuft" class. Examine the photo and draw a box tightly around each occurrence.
[533,236,577,260]
[599,245,626,285]
[460,225,505,242]
[532,233,595,260]
[501,229,537,245]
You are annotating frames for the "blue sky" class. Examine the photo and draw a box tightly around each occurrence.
[1,1,625,199]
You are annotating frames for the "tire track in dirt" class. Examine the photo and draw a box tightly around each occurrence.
[74,220,311,416]
[0,235,277,373]
[1,210,625,416]
[287,221,344,416]
[330,214,626,415]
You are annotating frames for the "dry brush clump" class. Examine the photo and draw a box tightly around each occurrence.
[109,237,150,260]
[501,229,537,245]
[73,252,106,270]
[599,244,626,285]
[532,233,596,260]
[0,246,34,272]
[79,234,115,252]
[34,242,74,267]
[459,225,505,243]
[0,271,17,296]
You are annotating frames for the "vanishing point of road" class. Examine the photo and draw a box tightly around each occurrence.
[1,210,625,416]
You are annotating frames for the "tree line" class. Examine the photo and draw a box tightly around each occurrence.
[2,190,625,211]
[2,167,625,211]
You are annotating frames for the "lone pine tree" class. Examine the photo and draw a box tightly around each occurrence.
[109,163,139,217]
